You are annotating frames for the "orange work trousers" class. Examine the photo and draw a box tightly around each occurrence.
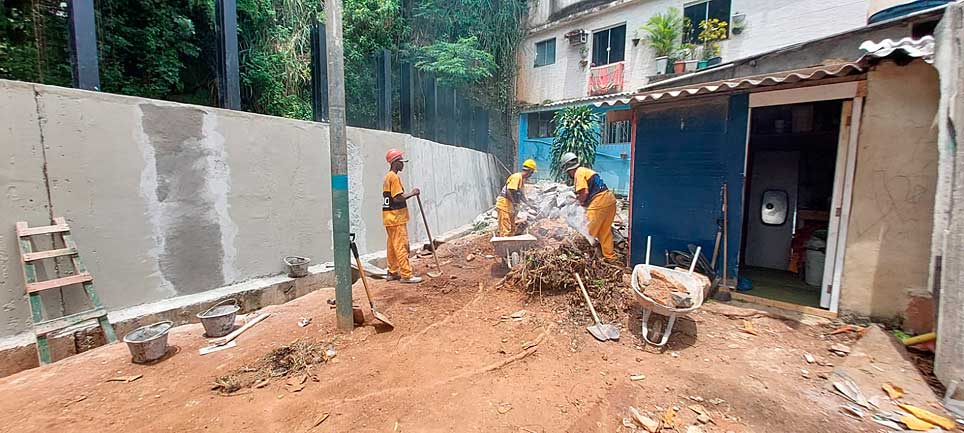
[496,207,516,237]
[385,224,413,279]
[586,190,618,261]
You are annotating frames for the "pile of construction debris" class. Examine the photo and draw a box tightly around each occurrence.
[501,236,632,323]
[212,339,335,395]
[473,181,593,240]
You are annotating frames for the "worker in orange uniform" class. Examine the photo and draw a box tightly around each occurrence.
[495,159,537,236]
[382,149,422,284]
[560,152,618,261]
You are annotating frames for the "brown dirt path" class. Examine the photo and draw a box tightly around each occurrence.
[0,236,913,433]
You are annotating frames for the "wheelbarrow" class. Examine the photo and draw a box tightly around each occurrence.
[630,238,707,347]
[490,234,538,268]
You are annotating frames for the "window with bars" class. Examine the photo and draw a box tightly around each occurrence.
[534,38,556,67]
[684,0,732,44]
[527,111,557,138]
[601,119,632,144]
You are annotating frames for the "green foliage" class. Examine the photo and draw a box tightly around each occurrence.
[640,8,684,58]
[411,0,527,110]
[415,36,495,86]
[698,18,727,60]
[550,106,600,181]
[0,0,525,130]
[96,0,206,99]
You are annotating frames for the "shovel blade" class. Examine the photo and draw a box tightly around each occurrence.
[371,308,394,329]
[601,324,620,341]
[427,271,442,278]
[587,325,608,342]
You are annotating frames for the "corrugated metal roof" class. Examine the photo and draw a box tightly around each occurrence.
[858,36,935,63]
[595,63,864,107]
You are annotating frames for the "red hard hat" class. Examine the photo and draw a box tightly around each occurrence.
[386,148,405,164]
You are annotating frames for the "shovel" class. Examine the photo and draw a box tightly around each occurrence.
[575,273,619,341]
[415,195,443,278]
[350,234,394,328]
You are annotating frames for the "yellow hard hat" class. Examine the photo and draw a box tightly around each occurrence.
[523,159,537,172]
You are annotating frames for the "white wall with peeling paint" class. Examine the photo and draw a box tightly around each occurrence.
[0,79,500,338]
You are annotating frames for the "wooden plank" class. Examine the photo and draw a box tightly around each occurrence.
[25,273,93,293]
[33,308,107,336]
[731,292,838,319]
[830,96,863,313]
[22,247,78,262]
[749,81,860,108]
[16,223,70,237]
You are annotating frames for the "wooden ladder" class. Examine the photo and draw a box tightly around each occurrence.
[15,217,117,364]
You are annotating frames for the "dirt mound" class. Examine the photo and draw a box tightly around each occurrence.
[500,236,632,323]
[212,340,334,394]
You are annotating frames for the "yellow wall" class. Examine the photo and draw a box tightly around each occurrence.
[839,60,939,320]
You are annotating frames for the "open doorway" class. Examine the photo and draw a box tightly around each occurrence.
[739,100,843,309]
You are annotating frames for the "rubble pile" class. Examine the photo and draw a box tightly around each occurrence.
[212,339,334,394]
[635,266,692,308]
[471,181,593,242]
[500,236,632,323]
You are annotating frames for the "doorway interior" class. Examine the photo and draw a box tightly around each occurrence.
[739,100,843,309]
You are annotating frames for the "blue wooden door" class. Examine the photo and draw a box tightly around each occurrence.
[629,94,749,279]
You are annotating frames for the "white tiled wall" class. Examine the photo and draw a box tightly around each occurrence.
[516,0,869,105]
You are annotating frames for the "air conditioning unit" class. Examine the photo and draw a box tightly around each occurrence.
[565,29,588,46]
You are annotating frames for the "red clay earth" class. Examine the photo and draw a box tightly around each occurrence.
[0,234,919,433]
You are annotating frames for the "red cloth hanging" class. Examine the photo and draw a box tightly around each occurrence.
[588,62,625,96]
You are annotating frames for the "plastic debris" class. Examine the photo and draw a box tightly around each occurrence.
[899,404,956,430]
[830,344,852,355]
[840,404,865,419]
[629,407,660,432]
[882,383,904,400]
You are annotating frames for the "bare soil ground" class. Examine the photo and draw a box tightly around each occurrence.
[0,234,932,433]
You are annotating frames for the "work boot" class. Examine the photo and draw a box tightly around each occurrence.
[400,276,423,284]
[385,272,400,281]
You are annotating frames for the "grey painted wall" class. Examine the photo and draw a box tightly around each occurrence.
[0,79,500,338]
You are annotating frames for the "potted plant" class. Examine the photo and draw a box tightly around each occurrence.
[697,18,727,69]
[672,44,692,74]
[640,8,684,75]
[579,46,589,67]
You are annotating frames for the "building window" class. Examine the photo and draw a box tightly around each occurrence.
[534,38,556,67]
[684,0,731,44]
[527,111,557,138]
[601,119,632,144]
[591,24,626,66]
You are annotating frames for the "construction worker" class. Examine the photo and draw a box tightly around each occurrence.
[495,159,537,236]
[560,152,618,261]
[382,149,422,284]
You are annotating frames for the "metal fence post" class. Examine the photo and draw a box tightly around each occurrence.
[400,62,414,134]
[66,0,100,90]
[310,22,329,122]
[215,0,241,110]
[376,49,392,131]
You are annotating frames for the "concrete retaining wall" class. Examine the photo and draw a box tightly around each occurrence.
[0,80,500,342]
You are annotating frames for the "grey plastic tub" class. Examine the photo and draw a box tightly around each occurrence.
[196,299,239,338]
[123,321,173,364]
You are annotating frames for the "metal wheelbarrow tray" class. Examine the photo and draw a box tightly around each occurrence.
[490,234,538,268]
[630,264,707,347]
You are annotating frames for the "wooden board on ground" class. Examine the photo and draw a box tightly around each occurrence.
[731,292,838,319]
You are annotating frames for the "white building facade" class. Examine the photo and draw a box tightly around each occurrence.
[516,0,871,106]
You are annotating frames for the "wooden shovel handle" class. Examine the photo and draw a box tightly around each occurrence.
[351,246,377,310]
[575,273,602,325]
[416,195,443,273]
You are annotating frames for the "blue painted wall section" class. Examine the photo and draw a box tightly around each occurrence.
[517,105,631,195]
[629,94,749,279]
